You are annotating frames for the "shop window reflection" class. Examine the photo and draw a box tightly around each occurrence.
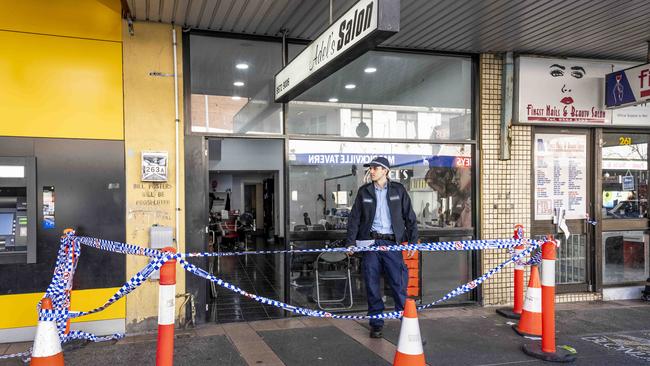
[602,231,649,284]
[288,140,473,233]
[601,134,648,219]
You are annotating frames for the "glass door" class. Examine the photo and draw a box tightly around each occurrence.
[597,132,649,288]
[531,128,593,293]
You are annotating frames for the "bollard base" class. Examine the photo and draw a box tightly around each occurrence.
[522,343,577,363]
[512,324,541,338]
[496,308,521,319]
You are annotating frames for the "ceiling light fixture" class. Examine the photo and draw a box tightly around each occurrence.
[344,84,356,89]
[329,98,339,102]
[236,63,249,70]
[233,81,245,87]
[232,96,242,100]
[364,67,377,73]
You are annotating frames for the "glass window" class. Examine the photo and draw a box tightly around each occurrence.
[286,50,472,140]
[602,231,649,284]
[288,140,473,233]
[601,133,648,219]
[189,36,282,135]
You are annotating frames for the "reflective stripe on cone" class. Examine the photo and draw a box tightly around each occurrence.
[31,298,64,366]
[393,299,425,366]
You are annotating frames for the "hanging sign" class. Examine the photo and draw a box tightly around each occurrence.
[605,62,650,109]
[534,134,587,220]
[274,0,400,102]
[622,175,635,191]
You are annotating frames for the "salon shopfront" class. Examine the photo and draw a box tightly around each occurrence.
[184,32,478,321]
[517,55,650,299]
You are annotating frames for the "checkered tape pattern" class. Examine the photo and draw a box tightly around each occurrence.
[0,232,541,360]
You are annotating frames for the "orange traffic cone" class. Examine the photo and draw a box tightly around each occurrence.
[393,299,425,366]
[513,265,542,337]
[30,298,64,365]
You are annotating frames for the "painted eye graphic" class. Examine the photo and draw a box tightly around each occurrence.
[570,66,586,79]
[549,64,566,77]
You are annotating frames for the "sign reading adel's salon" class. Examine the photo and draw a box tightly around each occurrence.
[516,56,650,126]
[274,0,399,103]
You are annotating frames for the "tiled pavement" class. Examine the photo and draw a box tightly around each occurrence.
[2,300,650,365]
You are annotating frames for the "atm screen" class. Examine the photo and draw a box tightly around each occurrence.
[0,213,13,235]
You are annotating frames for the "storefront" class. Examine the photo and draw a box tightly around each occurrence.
[516,55,650,299]
[184,32,479,321]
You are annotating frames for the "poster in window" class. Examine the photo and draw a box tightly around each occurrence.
[141,151,168,182]
[43,186,55,229]
[534,134,587,220]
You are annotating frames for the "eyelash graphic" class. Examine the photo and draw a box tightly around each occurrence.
[550,69,564,77]
[571,71,584,79]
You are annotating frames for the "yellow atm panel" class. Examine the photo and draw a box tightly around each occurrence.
[0,0,122,42]
[0,31,124,140]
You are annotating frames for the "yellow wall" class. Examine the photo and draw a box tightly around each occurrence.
[122,21,185,331]
[0,0,123,140]
[0,288,126,329]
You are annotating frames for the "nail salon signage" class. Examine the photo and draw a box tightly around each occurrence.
[516,56,650,126]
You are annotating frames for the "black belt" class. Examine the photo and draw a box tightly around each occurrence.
[370,232,395,241]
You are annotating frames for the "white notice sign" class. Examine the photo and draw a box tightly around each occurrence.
[534,134,587,220]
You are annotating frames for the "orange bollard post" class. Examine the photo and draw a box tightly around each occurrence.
[156,247,177,366]
[522,238,577,362]
[497,224,525,319]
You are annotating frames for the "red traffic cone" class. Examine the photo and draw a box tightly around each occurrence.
[513,265,542,337]
[393,299,425,366]
[30,297,64,366]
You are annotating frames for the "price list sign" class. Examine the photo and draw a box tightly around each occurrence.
[534,134,587,220]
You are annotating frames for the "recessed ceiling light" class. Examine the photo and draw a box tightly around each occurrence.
[232,96,242,100]
[233,81,245,87]
[236,63,249,70]
[364,67,377,73]
[344,84,356,89]
[329,98,339,102]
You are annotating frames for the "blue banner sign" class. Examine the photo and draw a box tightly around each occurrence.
[290,153,471,168]
[605,63,650,108]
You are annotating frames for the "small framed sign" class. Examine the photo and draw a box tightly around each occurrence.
[141,151,168,182]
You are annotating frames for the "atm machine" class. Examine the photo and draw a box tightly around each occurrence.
[0,157,36,264]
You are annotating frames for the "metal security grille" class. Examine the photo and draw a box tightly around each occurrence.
[535,234,586,285]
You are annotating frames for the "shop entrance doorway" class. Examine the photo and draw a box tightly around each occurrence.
[530,128,594,293]
[206,138,285,322]
[596,131,649,295]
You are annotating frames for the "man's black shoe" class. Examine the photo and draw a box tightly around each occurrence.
[370,327,383,338]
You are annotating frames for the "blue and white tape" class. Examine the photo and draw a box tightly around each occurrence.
[1,232,541,360]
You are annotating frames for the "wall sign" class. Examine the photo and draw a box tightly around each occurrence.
[534,134,587,220]
[141,151,168,182]
[605,62,650,109]
[42,186,55,229]
[274,0,399,102]
[516,56,650,126]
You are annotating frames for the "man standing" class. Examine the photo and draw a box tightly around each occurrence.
[347,156,418,338]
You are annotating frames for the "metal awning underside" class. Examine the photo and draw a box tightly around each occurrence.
[127,0,650,61]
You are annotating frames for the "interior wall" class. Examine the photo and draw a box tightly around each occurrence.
[209,138,284,236]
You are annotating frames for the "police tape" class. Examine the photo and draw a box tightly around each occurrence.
[2,233,540,360]
[73,235,539,258]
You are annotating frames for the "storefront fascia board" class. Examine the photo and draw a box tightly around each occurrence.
[513,55,650,128]
[605,62,650,109]
[274,0,400,103]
